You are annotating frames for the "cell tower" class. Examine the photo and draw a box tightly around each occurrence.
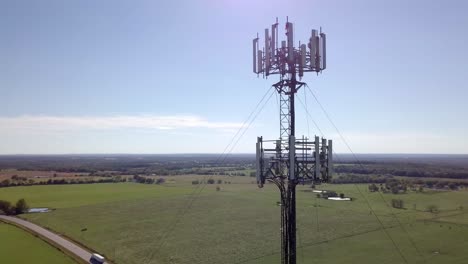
[253,18,333,264]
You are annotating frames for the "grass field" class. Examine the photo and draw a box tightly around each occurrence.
[0,222,77,264]
[2,177,468,264]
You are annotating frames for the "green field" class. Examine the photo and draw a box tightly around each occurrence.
[0,222,77,264]
[2,177,468,264]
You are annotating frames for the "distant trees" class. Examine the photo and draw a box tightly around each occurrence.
[11,175,27,181]
[112,176,122,182]
[391,186,400,194]
[426,204,439,214]
[133,175,152,184]
[0,200,14,215]
[0,179,10,187]
[426,181,434,188]
[145,178,155,184]
[1,155,466,182]
[332,174,387,184]
[15,199,29,214]
[368,183,379,192]
[132,175,167,185]
[334,163,468,180]
[0,175,127,188]
[435,182,446,189]
[133,175,143,183]
[364,178,465,194]
[191,179,227,185]
[0,198,28,215]
[156,178,165,185]
[385,179,406,194]
[391,199,404,209]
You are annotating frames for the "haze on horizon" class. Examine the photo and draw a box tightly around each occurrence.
[1,0,468,155]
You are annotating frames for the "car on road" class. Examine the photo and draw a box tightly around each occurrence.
[89,253,105,264]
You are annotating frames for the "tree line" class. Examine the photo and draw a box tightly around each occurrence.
[191,179,228,185]
[132,175,165,184]
[335,163,468,180]
[368,178,465,194]
[0,198,29,215]
[0,177,126,188]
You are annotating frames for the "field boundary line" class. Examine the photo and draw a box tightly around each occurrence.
[0,215,115,264]
[0,216,87,264]
[422,219,468,229]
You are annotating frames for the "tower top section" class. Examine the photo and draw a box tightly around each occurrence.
[253,18,326,78]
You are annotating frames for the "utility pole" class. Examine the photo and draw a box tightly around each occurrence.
[253,18,333,264]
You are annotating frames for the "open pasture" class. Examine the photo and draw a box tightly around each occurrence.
[1,178,468,264]
[0,222,77,264]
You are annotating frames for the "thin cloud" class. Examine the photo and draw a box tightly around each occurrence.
[0,115,243,132]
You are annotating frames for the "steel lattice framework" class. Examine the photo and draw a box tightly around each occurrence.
[253,18,333,264]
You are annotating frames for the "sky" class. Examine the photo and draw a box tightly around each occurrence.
[1,0,467,154]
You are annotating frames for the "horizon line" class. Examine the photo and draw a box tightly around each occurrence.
[0,153,467,156]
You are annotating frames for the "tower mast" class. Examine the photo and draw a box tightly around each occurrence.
[253,18,332,264]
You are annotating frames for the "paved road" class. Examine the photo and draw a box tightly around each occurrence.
[0,215,106,264]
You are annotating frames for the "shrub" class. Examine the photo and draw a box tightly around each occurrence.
[207,179,215,184]
[156,178,165,185]
[426,204,439,214]
[391,199,404,209]
[145,178,155,184]
[192,180,199,185]
[15,198,29,214]
[368,183,379,192]
[0,200,16,215]
[0,200,12,214]
[0,179,10,188]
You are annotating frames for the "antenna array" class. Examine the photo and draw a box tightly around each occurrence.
[253,19,326,78]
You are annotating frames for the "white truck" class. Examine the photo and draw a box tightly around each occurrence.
[89,253,105,264]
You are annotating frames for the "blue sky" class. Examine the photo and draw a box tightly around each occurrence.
[1,0,467,154]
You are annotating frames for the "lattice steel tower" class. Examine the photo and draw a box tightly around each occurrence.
[253,18,333,264]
